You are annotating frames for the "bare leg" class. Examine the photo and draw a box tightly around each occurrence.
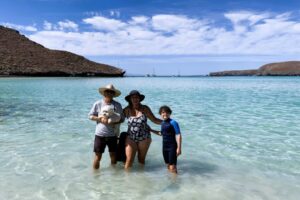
[93,153,102,169]
[137,138,152,165]
[109,152,117,165]
[125,138,137,169]
[169,165,177,174]
[167,164,170,170]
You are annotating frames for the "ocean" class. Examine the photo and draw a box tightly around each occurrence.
[0,77,299,200]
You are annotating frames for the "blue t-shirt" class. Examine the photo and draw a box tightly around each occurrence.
[161,118,181,145]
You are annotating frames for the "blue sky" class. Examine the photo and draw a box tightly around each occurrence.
[1,0,300,75]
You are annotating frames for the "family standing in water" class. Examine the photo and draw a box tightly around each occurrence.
[89,84,182,174]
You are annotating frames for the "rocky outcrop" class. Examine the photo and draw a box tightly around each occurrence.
[209,69,257,76]
[0,26,125,77]
[209,61,300,76]
[258,61,300,76]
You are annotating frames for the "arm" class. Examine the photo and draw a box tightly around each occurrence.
[88,102,109,124]
[118,103,126,123]
[122,106,130,121]
[142,105,162,124]
[89,115,109,124]
[176,134,182,156]
[149,127,162,136]
[170,119,182,156]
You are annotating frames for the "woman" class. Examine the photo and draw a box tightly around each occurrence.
[123,90,162,169]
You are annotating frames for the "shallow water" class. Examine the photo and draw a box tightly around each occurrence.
[0,77,300,200]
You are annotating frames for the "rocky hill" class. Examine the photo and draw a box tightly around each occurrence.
[0,26,125,77]
[209,61,300,76]
[209,69,257,76]
[258,61,300,76]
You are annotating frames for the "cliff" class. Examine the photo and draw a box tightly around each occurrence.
[0,26,125,77]
[209,61,300,76]
[258,61,300,76]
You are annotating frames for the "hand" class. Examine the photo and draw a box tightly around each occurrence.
[100,116,109,124]
[176,148,181,156]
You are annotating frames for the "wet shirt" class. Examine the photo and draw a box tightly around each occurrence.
[161,118,181,146]
[89,99,123,137]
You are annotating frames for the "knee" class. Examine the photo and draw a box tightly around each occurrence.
[95,153,102,161]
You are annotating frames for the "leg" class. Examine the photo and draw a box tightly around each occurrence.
[163,149,170,171]
[93,135,105,170]
[169,165,177,174]
[107,136,118,165]
[168,147,178,173]
[125,138,137,169]
[93,153,102,169]
[109,152,117,164]
[137,138,152,165]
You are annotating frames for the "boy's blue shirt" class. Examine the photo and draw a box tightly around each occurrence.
[161,118,181,136]
[170,119,180,135]
[161,118,181,145]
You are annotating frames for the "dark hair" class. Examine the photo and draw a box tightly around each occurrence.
[159,105,172,114]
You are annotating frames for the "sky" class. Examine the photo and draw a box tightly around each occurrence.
[1,0,300,75]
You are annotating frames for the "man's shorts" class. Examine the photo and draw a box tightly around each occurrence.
[94,135,117,154]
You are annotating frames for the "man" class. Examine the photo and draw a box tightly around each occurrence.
[89,84,123,169]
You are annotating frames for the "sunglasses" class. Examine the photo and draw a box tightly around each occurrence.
[105,90,115,94]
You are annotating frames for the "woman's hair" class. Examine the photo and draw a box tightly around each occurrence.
[128,95,141,108]
[159,105,172,114]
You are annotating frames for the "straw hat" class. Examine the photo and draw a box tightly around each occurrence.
[125,90,145,102]
[99,84,121,97]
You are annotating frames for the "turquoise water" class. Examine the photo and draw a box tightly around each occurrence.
[0,77,300,200]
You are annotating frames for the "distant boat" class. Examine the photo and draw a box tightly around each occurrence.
[152,67,157,77]
[145,68,157,77]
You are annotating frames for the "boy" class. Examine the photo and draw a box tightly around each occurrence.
[152,105,182,173]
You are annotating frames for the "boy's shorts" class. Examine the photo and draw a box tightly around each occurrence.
[94,135,117,153]
[163,145,177,165]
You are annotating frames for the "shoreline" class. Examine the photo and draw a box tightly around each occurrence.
[1,75,300,78]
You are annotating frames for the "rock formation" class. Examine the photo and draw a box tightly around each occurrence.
[209,61,300,76]
[209,69,257,76]
[258,61,300,76]
[0,26,125,77]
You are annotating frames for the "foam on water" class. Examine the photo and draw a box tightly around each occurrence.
[0,77,300,199]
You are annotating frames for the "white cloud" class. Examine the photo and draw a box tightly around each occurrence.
[2,23,37,32]
[57,20,78,31]
[43,21,52,31]
[225,11,270,26]
[26,12,300,56]
[110,10,120,17]
[130,16,149,25]
[224,11,271,34]
[84,11,101,16]
[151,14,204,32]
[42,20,78,31]
[83,16,126,31]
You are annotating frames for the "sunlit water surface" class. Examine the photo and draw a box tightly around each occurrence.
[0,77,299,200]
